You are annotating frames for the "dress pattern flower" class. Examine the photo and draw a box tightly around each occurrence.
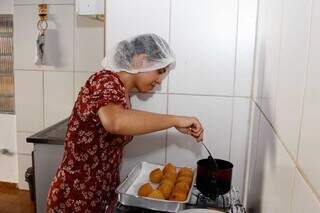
[47,70,133,213]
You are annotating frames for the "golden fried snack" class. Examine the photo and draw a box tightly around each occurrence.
[173,182,189,194]
[176,176,192,186]
[158,182,173,199]
[169,191,187,201]
[163,163,177,174]
[178,167,193,177]
[163,172,177,183]
[147,189,165,200]
[160,178,175,188]
[138,183,154,197]
[149,168,163,183]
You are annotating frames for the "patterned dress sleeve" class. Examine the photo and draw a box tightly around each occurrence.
[76,72,126,123]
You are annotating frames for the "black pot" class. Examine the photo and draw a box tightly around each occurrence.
[196,158,233,199]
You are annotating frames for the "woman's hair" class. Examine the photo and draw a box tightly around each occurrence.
[114,33,171,70]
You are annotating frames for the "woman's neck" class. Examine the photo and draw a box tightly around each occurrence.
[117,71,136,93]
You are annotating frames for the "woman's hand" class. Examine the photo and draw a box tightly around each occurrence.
[174,116,204,142]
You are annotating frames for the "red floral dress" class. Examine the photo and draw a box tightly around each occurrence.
[47,70,133,213]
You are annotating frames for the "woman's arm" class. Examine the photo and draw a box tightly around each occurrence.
[98,103,204,142]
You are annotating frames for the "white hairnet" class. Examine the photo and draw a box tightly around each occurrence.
[101,33,175,73]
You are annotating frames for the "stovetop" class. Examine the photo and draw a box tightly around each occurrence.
[114,186,246,213]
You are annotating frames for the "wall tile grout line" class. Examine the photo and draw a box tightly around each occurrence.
[228,0,240,161]
[14,4,75,6]
[165,0,173,164]
[252,99,320,203]
[295,0,314,167]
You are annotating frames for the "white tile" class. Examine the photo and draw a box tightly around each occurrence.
[14,5,39,70]
[74,71,94,100]
[259,0,283,124]
[229,98,250,199]
[0,114,17,152]
[298,0,320,197]
[44,0,74,4]
[169,0,238,96]
[120,94,167,180]
[292,170,320,213]
[253,115,295,213]
[14,5,74,71]
[17,154,32,190]
[14,0,74,4]
[14,70,44,132]
[252,0,267,107]
[166,95,233,167]
[14,0,41,5]
[17,132,34,155]
[234,0,257,97]
[74,15,104,72]
[44,71,73,127]
[245,102,261,209]
[43,5,74,71]
[0,154,18,183]
[274,0,312,158]
[105,0,170,93]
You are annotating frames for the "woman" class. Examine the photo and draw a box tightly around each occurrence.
[47,33,204,213]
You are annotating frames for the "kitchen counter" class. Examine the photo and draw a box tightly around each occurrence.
[25,119,67,212]
[26,119,68,145]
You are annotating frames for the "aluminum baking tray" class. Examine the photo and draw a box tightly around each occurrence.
[116,161,197,212]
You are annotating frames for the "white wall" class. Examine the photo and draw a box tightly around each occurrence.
[0,0,13,14]
[247,0,320,211]
[0,114,18,182]
[106,0,257,199]
[0,0,16,184]
[13,0,104,189]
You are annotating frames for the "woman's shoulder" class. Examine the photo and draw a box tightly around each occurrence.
[87,70,121,85]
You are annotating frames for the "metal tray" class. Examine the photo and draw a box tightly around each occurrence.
[116,161,197,212]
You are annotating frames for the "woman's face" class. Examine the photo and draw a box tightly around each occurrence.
[135,67,169,93]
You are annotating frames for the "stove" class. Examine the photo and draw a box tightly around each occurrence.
[114,186,246,213]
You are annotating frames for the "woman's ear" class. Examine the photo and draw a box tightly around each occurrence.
[131,53,148,69]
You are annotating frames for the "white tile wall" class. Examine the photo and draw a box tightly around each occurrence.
[14,5,75,71]
[249,0,320,210]
[259,0,283,124]
[74,15,104,72]
[14,0,74,5]
[234,0,257,97]
[254,116,295,213]
[169,0,237,96]
[120,94,167,180]
[44,71,73,127]
[298,0,320,198]
[17,154,32,190]
[14,5,39,70]
[14,0,41,5]
[291,170,320,213]
[0,114,18,183]
[245,102,261,209]
[14,70,44,132]
[229,98,250,199]
[17,132,34,155]
[44,5,74,71]
[167,95,233,167]
[44,0,74,4]
[274,0,312,158]
[0,154,18,183]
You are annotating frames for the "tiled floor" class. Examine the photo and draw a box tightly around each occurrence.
[0,183,35,213]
